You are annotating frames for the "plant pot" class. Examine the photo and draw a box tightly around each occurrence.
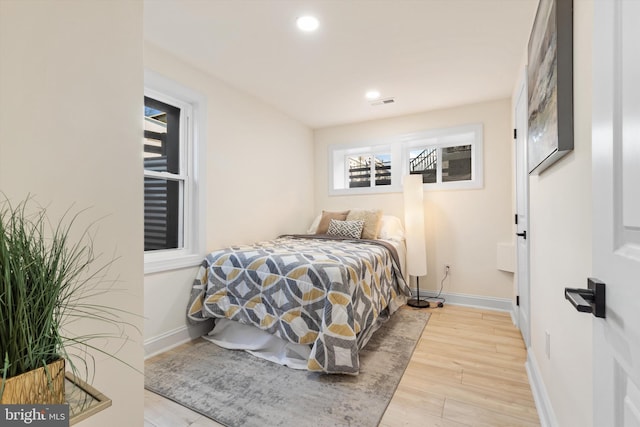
[0,359,65,404]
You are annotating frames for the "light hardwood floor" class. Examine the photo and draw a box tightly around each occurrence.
[144,305,540,427]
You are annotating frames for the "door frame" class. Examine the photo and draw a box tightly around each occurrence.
[514,70,531,347]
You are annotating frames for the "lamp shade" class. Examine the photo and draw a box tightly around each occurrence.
[403,174,427,277]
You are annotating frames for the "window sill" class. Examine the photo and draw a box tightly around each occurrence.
[144,251,203,275]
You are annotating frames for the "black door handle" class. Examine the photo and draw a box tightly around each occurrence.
[564,278,606,318]
[516,230,527,239]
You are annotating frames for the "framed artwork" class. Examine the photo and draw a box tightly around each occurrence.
[527,0,573,175]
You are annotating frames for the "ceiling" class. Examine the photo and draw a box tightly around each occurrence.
[144,0,538,129]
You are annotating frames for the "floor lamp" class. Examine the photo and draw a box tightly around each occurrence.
[403,174,429,308]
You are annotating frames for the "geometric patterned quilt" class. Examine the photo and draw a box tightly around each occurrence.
[187,235,410,374]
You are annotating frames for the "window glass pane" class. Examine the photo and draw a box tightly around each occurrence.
[409,148,437,184]
[144,178,182,251]
[143,97,180,174]
[348,155,371,188]
[374,154,391,186]
[442,145,472,182]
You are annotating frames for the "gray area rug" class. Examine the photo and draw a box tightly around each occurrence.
[145,308,429,427]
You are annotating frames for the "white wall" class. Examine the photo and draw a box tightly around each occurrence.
[314,99,514,300]
[0,1,144,425]
[526,1,593,426]
[143,43,315,353]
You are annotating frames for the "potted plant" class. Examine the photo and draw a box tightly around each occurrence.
[0,195,131,404]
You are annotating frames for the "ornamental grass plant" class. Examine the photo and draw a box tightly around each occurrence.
[0,195,135,401]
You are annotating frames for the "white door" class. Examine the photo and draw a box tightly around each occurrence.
[592,1,640,425]
[515,76,531,347]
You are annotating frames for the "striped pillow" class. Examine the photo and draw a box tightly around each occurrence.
[327,219,364,239]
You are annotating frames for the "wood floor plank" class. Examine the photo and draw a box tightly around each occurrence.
[481,311,512,321]
[383,386,445,419]
[443,398,540,427]
[427,320,524,342]
[405,358,464,384]
[461,371,536,400]
[415,351,531,384]
[407,374,537,416]
[425,325,526,351]
[144,305,540,426]
[417,337,525,365]
[380,409,469,427]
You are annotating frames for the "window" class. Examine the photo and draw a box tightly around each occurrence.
[329,123,482,195]
[404,124,482,190]
[144,97,182,251]
[408,147,438,184]
[330,143,400,194]
[144,70,206,274]
[347,153,391,188]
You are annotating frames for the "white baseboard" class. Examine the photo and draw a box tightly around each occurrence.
[526,348,558,427]
[417,290,513,313]
[144,320,213,360]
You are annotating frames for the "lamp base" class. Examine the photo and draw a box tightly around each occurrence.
[407,298,430,308]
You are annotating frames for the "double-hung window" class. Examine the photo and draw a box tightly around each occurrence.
[144,96,183,251]
[143,71,205,273]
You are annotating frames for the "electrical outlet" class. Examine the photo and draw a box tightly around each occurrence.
[445,264,450,274]
[545,331,551,359]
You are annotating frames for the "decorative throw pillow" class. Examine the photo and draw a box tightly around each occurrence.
[327,219,364,239]
[316,210,349,234]
[346,209,383,240]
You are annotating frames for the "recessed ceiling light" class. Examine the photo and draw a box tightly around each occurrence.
[296,15,319,32]
[365,90,381,100]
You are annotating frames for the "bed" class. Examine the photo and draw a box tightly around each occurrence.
[186,210,410,375]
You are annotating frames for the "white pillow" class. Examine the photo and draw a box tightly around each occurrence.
[378,215,405,241]
[307,213,322,234]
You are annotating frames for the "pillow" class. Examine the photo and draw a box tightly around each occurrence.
[346,209,383,240]
[327,219,364,239]
[307,213,322,234]
[378,215,405,241]
[316,210,349,234]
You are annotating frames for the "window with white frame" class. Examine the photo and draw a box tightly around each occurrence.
[405,124,482,190]
[143,71,206,274]
[328,123,483,195]
[330,143,400,195]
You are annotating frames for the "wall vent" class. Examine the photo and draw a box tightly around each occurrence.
[370,97,395,106]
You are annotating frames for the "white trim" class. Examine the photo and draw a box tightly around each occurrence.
[513,66,532,348]
[143,70,207,274]
[143,170,188,181]
[144,321,213,359]
[526,348,559,427]
[511,300,519,326]
[143,253,203,274]
[417,290,513,313]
